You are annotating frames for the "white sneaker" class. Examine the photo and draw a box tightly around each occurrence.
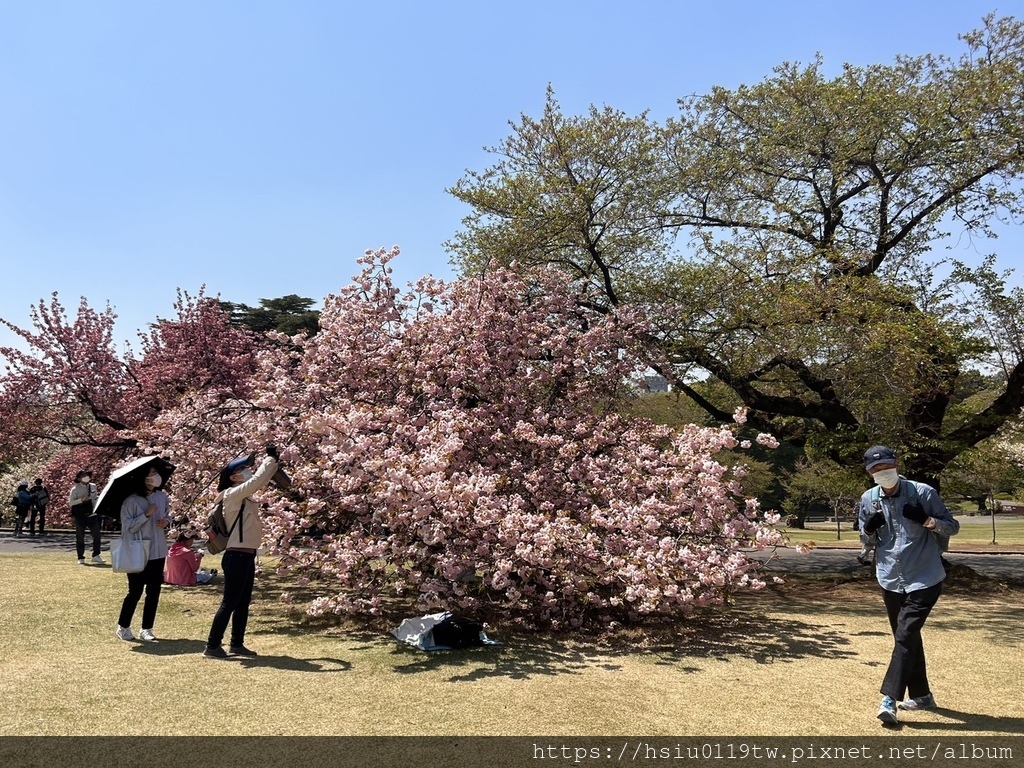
[899,693,936,711]
[138,629,156,641]
[77,558,86,565]
[115,626,134,641]
[91,555,105,564]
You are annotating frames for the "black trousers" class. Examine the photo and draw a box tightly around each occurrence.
[881,582,942,701]
[207,550,256,649]
[29,506,45,534]
[118,557,166,630]
[75,515,102,558]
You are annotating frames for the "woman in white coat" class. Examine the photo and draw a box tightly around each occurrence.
[115,467,170,641]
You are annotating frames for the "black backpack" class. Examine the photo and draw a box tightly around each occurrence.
[430,615,484,649]
[205,500,242,554]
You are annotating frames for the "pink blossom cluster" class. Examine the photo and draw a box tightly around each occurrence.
[145,249,782,627]
[2,250,783,628]
[0,291,256,525]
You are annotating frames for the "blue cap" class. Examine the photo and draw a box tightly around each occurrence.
[217,455,254,491]
[224,456,252,473]
[864,445,897,471]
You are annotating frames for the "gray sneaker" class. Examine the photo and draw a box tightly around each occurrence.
[115,626,134,641]
[877,696,898,724]
[899,693,936,711]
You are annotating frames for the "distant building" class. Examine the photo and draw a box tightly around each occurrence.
[996,501,1024,515]
[639,375,671,393]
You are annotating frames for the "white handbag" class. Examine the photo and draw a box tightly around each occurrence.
[110,531,151,573]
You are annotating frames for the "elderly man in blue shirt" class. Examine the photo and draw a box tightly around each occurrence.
[858,445,960,726]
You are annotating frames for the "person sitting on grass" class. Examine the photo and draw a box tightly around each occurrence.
[165,531,217,585]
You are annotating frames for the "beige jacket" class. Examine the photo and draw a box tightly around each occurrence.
[68,482,96,512]
[219,455,278,550]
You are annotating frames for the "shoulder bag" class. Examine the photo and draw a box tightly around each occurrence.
[111,529,151,573]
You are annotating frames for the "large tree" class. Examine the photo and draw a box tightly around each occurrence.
[219,294,321,336]
[0,291,258,522]
[146,250,784,628]
[447,14,1024,489]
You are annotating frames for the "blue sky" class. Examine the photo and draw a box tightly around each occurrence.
[1,1,1020,350]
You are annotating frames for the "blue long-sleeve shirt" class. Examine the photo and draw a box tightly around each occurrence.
[858,477,960,593]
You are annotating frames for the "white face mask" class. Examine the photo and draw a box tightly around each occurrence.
[871,468,900,489]
[80,476,91,485]
[148,473,162,488]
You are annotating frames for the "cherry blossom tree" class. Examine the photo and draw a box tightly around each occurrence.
[5,250,783,627]
[147,249,783,629]
[0,291,259,525]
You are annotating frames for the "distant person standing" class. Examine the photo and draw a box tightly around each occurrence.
[858,445,960,726]
[13,481,33,537]
[29,478,50,536]
[69,470,103,564]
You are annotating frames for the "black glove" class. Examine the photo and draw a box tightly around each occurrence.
[266,443,279,460]
[863,510,886,535]
[902,501,928,524]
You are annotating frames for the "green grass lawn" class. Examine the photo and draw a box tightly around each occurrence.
[1,551,1022,737]
[779,517,1024,551]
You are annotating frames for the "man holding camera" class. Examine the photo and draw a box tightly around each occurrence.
[858,445,960,725]
[202,444,281,659]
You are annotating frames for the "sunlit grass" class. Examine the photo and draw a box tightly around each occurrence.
[1,551,1022,736]
[777,517,1024,551]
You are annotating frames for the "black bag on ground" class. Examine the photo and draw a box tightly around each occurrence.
[430,615,484,649]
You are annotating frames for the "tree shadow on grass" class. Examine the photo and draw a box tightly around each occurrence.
[383,572,1024,683]
[928,605,1024,647]
[389,641,621,681]
[900,708,1024,736]
[244,565,1022,684]
[383,605,861,683]
[242,572,873,683]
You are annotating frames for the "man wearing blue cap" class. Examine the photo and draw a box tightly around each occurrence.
[858,445,960,725]
[202,444,280,659]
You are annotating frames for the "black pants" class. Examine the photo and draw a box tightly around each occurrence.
[207,550,256,650]
[75,515,102,558]
[29,506,45,534]
[881,582,942,701]
[118,557,165,630]
[14,511,27,536]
